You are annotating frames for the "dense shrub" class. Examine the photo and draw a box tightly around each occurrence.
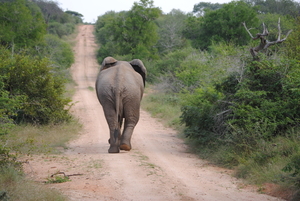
[47,22,75,38]
[183,1,258,49]
[227,60,300,139]
[178,54,300,195]
[180,87,225,144]
[181,58,300,145]
[0,48,72,125]
[44,34,74,70]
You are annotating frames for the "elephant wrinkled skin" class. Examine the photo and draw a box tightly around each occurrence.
[95,57,146,153]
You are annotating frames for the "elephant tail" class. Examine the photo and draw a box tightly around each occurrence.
[113,91,123,142]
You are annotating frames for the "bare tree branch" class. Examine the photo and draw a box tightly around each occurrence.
[243,18,292,60]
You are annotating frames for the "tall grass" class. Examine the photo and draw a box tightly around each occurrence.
[4,120,81,155]
[142,87,182,130]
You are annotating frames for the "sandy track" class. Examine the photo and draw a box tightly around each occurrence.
[24,25,283,201]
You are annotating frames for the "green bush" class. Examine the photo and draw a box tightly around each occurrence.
[227,60,300,139]
[180,87,225,144]
[0,48,72,124]
[0,76,16,135]
[181,58,300,144]
[282,153,300,188]
[48,22,75,38]
[44,34,74,70]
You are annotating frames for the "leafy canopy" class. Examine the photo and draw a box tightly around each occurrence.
[96,0,161,61]
[184,1,259,50]
[0,0,46,49]
[0,48,72,125]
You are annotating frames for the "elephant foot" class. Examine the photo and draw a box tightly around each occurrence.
[120,143,131,151]
[108,146,120,153]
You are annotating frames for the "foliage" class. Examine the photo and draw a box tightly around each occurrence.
[180,87,225,144]
[184,1,259,50]
[65,10,83,18]
[0,0,46,50]
[95,11,121,63]
[285,16,300,61]
[148,42,244,89]
[0,48,72,124]
[114,0,161,59]
[95,0,161,61]
[148,47,193,79]
[33,0,64,23]
[193,2,223,16]
[142,90,182,129]
[43,34,75,69]
[0,146,21,170]
[282,154,300,188]
[177,53,300,195]
[227,60,300,139]
[33,0,81,38]
[247,0,300,18]
[155,9,188,54]
[181,57,300,142]
[33,0,82,24]
[95,11,118,46]
[48,22,75,38]
[256,13,296,41]
[0,76,17,135]
[0,49,23,135]
[182,15,203,49]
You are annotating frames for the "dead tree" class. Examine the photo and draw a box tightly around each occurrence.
[242,18,292,60]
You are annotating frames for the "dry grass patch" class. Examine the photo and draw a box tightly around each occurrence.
[4,120,82,155]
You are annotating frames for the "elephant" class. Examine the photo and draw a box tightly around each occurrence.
[95,57,146,153]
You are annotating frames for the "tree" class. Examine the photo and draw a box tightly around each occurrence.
[112,0,161,59]
[156,9,188,54]
[65,10,83,18]
[245,0,300,18]
[0,0,46,51]
[184,1,259,50]
[43,34,74,69]
[32,0,64,23]
[243,18,292,60]
[64,10,83,24]
[95,11,119,46]
[182,14,203,49]
[285,17,300,60]
[193,2,223,16]
[0,50,72,124]
[95,11,122,62]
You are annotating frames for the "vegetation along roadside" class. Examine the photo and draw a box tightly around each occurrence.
[0,0,82,200]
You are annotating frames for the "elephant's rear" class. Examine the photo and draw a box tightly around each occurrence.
[95,58,146,153]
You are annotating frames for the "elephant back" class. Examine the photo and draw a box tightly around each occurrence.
[100,57,146,87]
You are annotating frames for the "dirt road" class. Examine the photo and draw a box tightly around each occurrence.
[25,25,283,201]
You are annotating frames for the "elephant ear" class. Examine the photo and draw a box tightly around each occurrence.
[129,59,147,87]
[100,57,118,71]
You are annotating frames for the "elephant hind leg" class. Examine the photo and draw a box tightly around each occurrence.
[108,146,120,153]
[108,129,121,153]
[120,143,131,151]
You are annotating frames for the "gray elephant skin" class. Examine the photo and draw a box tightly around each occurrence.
[95,57,146,153]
